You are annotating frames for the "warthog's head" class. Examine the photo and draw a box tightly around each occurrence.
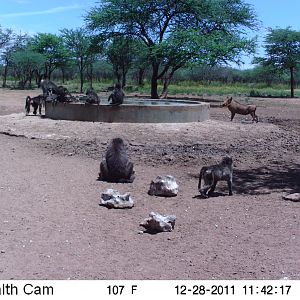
[221,96,233,107]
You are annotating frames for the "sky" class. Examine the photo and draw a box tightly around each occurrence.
[1,0,300,69]
[0,0,95,34]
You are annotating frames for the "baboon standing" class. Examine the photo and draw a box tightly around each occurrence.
[198,157,233,198]
[108,83,124,106]
[98,138,135,183]
[40,79,74,102]
[25,95,44,115]
[40,79,58,97]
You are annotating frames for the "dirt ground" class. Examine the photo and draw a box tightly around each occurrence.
[0,89,299,280]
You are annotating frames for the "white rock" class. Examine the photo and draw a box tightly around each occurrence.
[140,212,176,233]
[100,189,134,208]
[282,193,300,202]
[148,175,179,197]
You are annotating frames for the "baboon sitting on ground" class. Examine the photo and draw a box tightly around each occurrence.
[98,138,135,183]
[198,156,233,198]
[108,83,124,106]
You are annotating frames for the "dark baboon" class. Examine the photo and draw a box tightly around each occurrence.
[40,79,59,97]
[98,138,135,183]
[56,86,70,102]
[86,89,100,104]
[25,95,44,115]
[108,83,125,106]
[40,79,74,102]
[198,157,233,198]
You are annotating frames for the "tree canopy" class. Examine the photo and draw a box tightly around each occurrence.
[61,28,97,92]
[254,27,300,97]
[30,33,68,80]
[86,0,258,98]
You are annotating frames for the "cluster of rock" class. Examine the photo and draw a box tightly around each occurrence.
[99,175,178,233]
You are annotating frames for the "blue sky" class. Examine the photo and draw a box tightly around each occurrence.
[1,0,300,68]
[245,0,300,64]
[0,0,95,34]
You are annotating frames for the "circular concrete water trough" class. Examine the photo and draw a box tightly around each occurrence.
[45,98,210,123]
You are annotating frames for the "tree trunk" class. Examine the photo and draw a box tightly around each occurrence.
[160,67,178,99]
[2,63,8,88]
[80,57,84,93]
[61,68,65,84]
[89,63,93,89]
[160,76,171,99]
[122,67,127,88]
[290,66,294,98]
[151,63,159,99]
[137,67,145,86]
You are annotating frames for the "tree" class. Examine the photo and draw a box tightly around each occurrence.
[106,37,137,87]
[1,32,29,87]
[85,0,257,98]
[1,26,15,87]
[60,28,98,92]
[255,27,300,98]
[11,49,46,89]
[251,65,279,86]
[0,26,13,48]
[30,33,68,81]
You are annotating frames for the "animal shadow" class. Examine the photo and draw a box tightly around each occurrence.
[193,191,228,199]
[233,163,300,195]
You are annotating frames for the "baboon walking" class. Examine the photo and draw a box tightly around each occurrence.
[108,83,125,106]
[98,138,135,183]
[198,157,233,198]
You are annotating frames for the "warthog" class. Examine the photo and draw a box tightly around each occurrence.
[221,97,258,122]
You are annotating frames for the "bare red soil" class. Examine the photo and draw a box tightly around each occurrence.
[0,89,299,280]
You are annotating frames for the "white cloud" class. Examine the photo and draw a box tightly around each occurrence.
[0,4,82,19]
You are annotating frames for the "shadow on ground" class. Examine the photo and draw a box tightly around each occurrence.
[233,163,300,195]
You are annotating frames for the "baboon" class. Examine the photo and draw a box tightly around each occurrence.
[221,97,258,122]
[98,138,135,183]
[85,89,100,104]
[25,95,44,115]
[40,79,75,102]
[55,85,71,102]
[40,79,59,97]
[108,83,124,106]
[198,157,233,198]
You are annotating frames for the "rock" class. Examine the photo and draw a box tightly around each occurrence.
[140,212,176,233]
[100,189,134,209]
[282,193,300,202]
[148,175,179,197]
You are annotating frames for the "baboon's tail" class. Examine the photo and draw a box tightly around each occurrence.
[25,96,31,113]
[198,167,206,191]
[25,96,31,108]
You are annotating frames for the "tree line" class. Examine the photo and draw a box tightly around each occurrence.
[1,0,300,98]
